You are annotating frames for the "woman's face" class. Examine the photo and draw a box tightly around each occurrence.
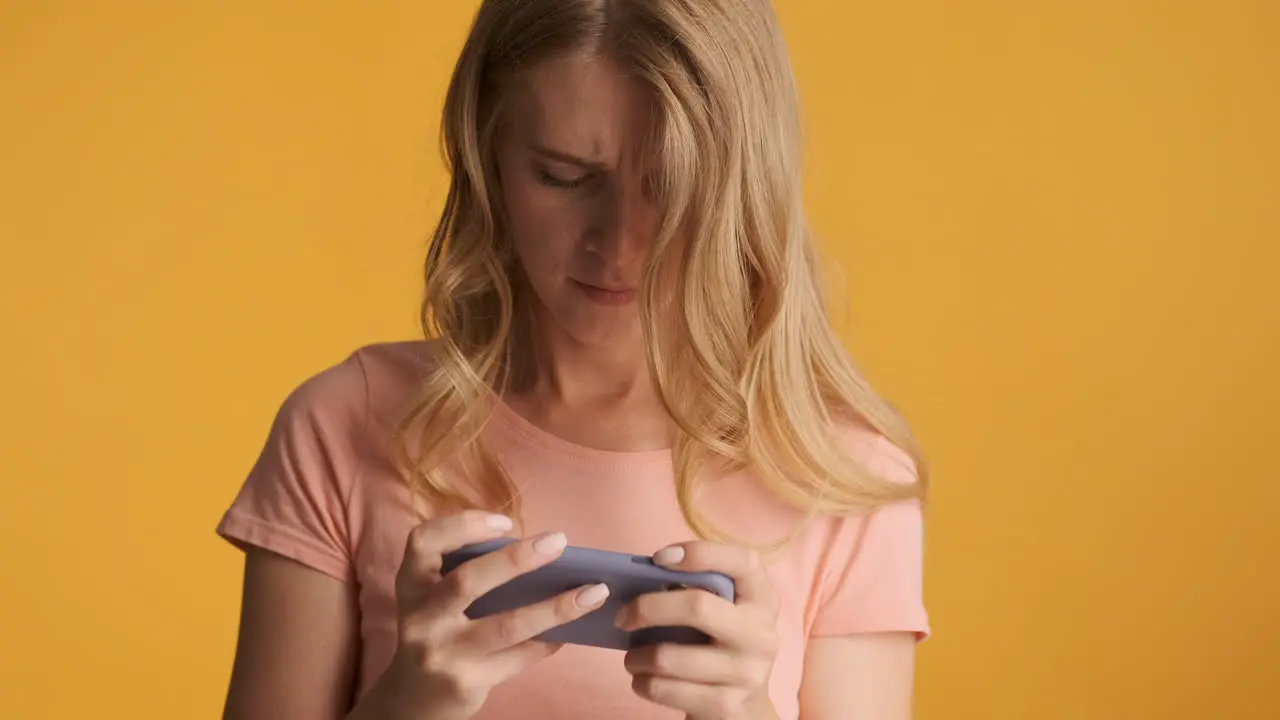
[495,52,659,349]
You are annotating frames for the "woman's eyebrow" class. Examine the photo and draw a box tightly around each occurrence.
[531,144,605,170]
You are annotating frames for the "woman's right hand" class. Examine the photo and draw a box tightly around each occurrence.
[350,510,610,720]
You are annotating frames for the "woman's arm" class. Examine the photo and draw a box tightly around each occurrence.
[799,632,917,719]
[222,548,361,720]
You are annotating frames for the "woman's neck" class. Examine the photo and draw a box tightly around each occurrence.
[503,322,672,452]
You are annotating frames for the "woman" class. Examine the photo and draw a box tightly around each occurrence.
[219,0,929,718]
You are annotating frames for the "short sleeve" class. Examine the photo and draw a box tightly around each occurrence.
[216,353,368,584]
[809,434,930,640]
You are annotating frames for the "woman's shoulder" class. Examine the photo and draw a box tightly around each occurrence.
[272,339,439,429]
[828,418,921,489]
[350,338,440,393]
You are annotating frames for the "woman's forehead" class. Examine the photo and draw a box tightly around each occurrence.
[505,53,656,168]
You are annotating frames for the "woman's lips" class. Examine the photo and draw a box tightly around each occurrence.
[571,279,637,306]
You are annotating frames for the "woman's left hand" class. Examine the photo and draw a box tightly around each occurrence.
[615,541,781,720]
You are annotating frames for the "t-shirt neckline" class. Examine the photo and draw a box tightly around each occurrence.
[489,398,674,470]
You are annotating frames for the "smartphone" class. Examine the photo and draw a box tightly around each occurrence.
[440,537,735,651]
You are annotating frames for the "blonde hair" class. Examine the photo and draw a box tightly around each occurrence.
[396,0,927,538]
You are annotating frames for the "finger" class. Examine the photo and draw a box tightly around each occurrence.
[396,511,515,604]
[630,674,752,718]
[616,589,771,650]
[651,540,776,610]
[623,643,768,686]
[436,531,569,614]
[481,639,565,684]
[400,510,515,579]
[460,580,611,653]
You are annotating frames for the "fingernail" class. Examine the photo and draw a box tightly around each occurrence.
[653,545,685,566]
[486,514,514,531]
[533,532,567,555]
[576,583,610,608]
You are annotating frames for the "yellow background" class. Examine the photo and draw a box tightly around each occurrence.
[2,1,1277,718]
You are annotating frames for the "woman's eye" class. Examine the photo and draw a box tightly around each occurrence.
[538,169,590,189]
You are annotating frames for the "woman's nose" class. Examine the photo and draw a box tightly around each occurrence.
[589,176,657,264]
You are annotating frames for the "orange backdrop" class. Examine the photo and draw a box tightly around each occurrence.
[2,1,1277,718]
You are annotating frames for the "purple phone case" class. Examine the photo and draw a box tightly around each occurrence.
[440,538,735,651]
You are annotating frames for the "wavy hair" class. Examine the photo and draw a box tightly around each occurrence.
[395,0,927,539]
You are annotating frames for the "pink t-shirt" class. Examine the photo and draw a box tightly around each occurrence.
[217,341,928,719]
